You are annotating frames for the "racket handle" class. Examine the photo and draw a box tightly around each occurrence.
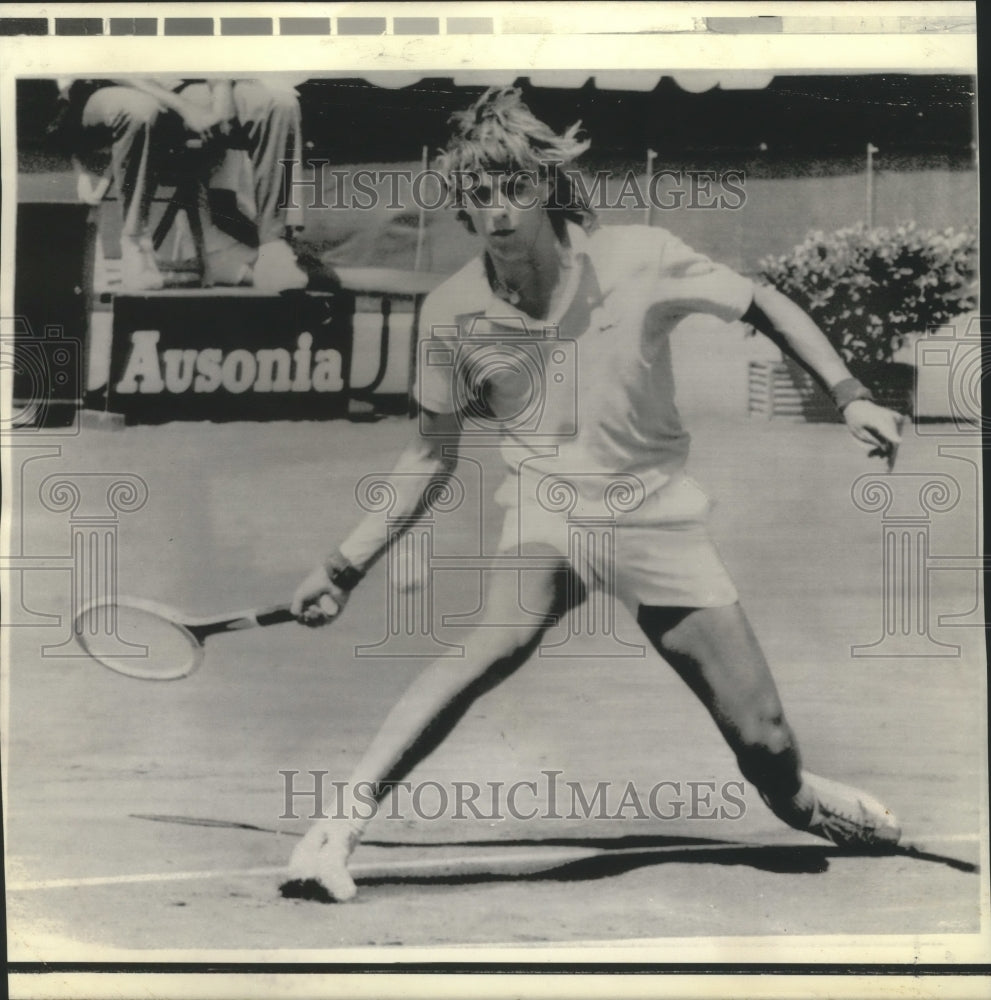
[255,605,297,627]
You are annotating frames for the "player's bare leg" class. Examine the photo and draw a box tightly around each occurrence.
[637,602,901,849]
[282,546,582,902]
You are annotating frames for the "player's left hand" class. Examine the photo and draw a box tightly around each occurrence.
[843,399,904,471]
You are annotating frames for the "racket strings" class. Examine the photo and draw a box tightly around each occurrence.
[74,603,202,680]
[75,599,118,639]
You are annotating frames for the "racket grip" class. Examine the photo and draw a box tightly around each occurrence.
[255,605,297,627]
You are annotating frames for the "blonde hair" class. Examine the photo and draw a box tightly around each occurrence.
[439,86,596,232]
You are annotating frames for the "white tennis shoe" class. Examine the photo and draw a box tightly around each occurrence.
[283,819,359,902]
[121,236,164,291]
[76,167,111,206]
[252,239,308,292]
[764,770,901,850]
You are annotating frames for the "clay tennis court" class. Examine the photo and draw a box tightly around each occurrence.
[5,393,985,956]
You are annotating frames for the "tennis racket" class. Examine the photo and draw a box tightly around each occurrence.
[72,598,296,681]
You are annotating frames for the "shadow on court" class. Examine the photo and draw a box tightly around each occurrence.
[280,836,977,903]
[131,814,976,904]
[280,844,832,905]
[370,834,977,873]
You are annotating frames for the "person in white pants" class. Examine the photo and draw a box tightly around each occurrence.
[71,77,308,292]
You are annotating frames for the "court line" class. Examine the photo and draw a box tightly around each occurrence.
[8,833,979,892]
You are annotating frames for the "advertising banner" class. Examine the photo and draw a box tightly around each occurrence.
[106,289,355,422]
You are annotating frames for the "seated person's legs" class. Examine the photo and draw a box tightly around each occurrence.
[78,85,169,290]
[161,82,256,287]
[231,79,307,291]
[173,80,306,290]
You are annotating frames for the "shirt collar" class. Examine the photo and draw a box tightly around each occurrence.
[483,221,591,325]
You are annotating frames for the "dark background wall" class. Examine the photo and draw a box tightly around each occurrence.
[15,74,977,276]
[17,74,976,167]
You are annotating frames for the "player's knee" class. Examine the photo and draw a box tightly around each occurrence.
[432,624,539,697]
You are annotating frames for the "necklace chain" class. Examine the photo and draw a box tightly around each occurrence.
[489,241,574,307]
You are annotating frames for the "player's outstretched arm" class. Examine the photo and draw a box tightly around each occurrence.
[743,284,903,465]
[291,409,461,626]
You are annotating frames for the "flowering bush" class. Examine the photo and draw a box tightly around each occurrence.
[758,222,977,366]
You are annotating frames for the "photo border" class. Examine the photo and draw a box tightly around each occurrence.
[1,2,984,997]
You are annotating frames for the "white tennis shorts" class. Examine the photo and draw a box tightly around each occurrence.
[496,473,739,611]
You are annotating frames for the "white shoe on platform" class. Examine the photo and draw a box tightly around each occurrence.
[252,239,308,292]
[204,241,255,287]
[120,237,164,291]
[76,169,111,206]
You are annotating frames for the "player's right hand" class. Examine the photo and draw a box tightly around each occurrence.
[291,565,350,627]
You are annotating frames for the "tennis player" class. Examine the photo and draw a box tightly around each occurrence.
[284,87,904,903]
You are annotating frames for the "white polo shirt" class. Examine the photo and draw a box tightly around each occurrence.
[415,222,754,504]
